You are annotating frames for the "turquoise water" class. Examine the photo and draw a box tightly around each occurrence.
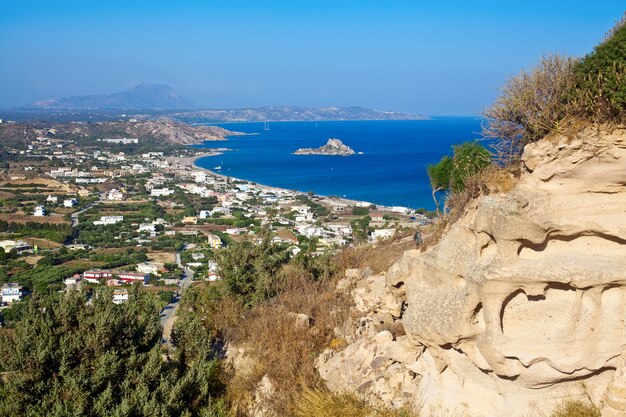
[193,117,482,210]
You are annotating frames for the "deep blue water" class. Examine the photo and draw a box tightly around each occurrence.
[194,118,482,210]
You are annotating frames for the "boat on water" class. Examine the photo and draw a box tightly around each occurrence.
[214,166,222,170]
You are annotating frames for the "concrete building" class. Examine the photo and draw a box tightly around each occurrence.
[0,240,31,254]
[150,188,174,197]
[1,283,24,304]
[116,272,149,285]
[112,289,129,304]
[83,270,113,283]
[94,216,124,225]
[33,205,46,216]
[207,234,223,248]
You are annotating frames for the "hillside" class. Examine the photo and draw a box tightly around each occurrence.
[0,117,237,147]
[173,106,427,122]
[314,125,626,416]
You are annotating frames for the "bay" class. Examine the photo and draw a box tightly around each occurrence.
[194,117,482,210]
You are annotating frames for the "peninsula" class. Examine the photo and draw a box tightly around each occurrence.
[293,138,356,156]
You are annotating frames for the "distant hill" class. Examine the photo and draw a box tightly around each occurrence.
[173,106,427,122]
[31,83,198,110]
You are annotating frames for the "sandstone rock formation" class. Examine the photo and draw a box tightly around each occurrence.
[294,138,356,156]
[317,125,626,417]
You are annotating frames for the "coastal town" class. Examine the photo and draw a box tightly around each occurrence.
[0,118,429,327]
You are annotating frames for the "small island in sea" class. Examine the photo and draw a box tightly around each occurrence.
[293,138,356,156]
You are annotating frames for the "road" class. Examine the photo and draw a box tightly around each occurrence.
[160,251,194,349]
[70,195,104,227]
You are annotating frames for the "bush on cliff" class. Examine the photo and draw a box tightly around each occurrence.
[481,54,577,163]
[482,15,626,165]
[571,15,626,122]
[427,141,491,212]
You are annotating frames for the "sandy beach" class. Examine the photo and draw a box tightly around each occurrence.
[172,152,404,212]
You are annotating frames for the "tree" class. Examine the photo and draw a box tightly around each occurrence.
[217,233,290,307]
[426,142,491,214]
[449,142,492,192]
[427,155,453,215]
[0,289,226,416]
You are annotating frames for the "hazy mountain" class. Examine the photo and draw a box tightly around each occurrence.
[173,106,427,122]
[31,83,198,110]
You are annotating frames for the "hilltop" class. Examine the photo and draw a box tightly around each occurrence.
[30,83,199,110]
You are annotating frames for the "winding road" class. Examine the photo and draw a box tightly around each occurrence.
[160,251,194,349]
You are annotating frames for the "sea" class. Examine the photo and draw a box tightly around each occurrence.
[193,117,482,210]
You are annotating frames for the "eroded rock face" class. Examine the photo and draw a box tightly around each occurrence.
[317,126,626,417]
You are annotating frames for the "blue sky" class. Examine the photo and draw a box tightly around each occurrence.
[0,1,623,114]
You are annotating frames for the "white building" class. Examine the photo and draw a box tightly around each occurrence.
[296,212,314,223]
[107,189,124,201]
[151,188,174,197]
[371,229,395,242]
[94,216,124,225]
[207,234,223,248]
[0,240,31,254]
[194,172,207,183]
[101,138,138,144]
[112,289,129,304]
[46,195,58,204]
[64,275,82,288]
[64,198,78,207]
[33,205,46,217]
[199,210,211,219]
[136,262,161,275]
[138,223,157,234]
[1,283,23,304]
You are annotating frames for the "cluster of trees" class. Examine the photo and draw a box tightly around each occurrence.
[0,288,226,416]
[216,233,292,307]
[0,221,72,243]
[295,194,329,217]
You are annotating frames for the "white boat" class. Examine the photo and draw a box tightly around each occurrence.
[214,166,222,170]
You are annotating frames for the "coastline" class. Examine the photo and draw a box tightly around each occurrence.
[186,153,403,212]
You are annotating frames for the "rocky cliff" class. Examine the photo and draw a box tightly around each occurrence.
[316,125,626,417]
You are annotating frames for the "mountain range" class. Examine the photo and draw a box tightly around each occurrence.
[25,84,427,120]
[31,83,198,110]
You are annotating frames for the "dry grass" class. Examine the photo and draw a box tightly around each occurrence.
[219,238,419,416]
[295,387,417,417]
[24,237,64,249]
[419,219,448,252]
[224,276,349,416]
[147,251,176,264]
[0,213,70,225]
[476,165,518,194]
[336,236,415,274]
[548,400,600,417]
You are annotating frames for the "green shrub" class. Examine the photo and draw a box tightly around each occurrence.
[571,15,626,121]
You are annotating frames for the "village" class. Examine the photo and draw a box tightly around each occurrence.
[0,128,430,316]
